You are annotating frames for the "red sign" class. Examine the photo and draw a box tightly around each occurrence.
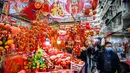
[50,1,65,18]
[3,55,24,73]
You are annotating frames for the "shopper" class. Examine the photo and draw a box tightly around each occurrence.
[77,47,88,73]
[91,43,102,72]
[97,42,121,73]
[117,43,126,58]
[117,43,123,53]
[87,44,95,67]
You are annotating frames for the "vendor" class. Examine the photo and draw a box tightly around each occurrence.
[77,47,88,73]
[64,42,72,54]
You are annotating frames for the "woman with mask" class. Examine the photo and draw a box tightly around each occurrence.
[96,42,121,73]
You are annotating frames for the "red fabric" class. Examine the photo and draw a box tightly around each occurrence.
[20,1,36,20]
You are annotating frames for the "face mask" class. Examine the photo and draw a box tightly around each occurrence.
[106,47,113,52]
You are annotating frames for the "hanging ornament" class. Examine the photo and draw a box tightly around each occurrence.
[35,2,42,10]
[86,24,91,30]
[41,1,49,13]
[93,11,97,15]
[91,0,98,10]
[86,21,89,25]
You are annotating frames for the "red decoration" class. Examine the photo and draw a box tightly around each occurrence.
[42,2,49,13]
[86,21,89,25]
[20,1,36,20]
[34,2,42,9]
[91,0,98,10]
[93,11,97,15]
[84,8,90,16]
[65,0,84,14]
[86,21,91,30]
[86,25,91,30]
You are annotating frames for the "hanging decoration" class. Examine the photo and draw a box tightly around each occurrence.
[41,1,50,16]
[91,0,98,10]
[65,0,84,15]
[50,1,65,19]
[34,2,43,9]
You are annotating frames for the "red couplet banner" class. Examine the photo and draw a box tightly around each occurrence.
[3,55,24,73]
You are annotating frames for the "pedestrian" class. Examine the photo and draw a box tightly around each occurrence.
[77,46,88,73]
[87,44,95,67]
[91,43,101,72]
[97,42,121,73]
[117,43,125,58]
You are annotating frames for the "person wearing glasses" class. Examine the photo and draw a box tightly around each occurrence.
[97,42,121,73]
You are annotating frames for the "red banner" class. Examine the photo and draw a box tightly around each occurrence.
[50,1,65,19]
[3,55,24,73]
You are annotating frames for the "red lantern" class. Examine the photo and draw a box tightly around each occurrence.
[86,21,89,25]
[86,21,91,29]
[86,25,91,30]
[35,2,42,9]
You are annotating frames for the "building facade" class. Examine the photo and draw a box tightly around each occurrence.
[100,0,130,32]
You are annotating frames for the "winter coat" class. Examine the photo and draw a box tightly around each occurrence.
[97,50,121,73]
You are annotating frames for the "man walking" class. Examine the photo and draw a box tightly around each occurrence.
[97,42,121,73]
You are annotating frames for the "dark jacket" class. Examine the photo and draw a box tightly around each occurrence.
[97,50,121,73]
[77,50,87,62]
[87,47,95,56]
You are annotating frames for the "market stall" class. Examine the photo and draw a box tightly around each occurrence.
[0,0,100,73]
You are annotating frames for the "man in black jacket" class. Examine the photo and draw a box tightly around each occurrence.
[77,47,88,73]
[97,42,121,73]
